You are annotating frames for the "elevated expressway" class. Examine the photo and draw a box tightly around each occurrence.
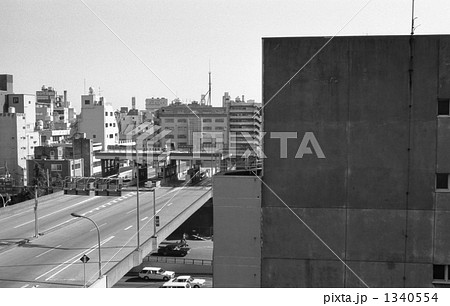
[0,186,211,288]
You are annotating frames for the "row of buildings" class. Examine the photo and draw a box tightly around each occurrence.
[0,74,262,196]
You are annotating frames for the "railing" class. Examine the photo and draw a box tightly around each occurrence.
[143,255,212,266]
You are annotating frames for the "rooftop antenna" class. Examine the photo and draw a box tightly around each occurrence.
[411,0,417,35]
[208,61,211,106]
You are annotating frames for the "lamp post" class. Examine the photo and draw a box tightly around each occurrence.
[151,187,157,238]
[70,213,102,280]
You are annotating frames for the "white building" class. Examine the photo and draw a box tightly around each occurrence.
[0,112,39,186]
[77,88,119,150]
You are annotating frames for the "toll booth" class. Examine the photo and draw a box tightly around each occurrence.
[95,177,122,196]
[63,177,95,196]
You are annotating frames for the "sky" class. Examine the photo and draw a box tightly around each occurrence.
[1,0,450,112]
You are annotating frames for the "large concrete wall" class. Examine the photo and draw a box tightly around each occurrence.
[262,35,450,287]
[213,173,261,287]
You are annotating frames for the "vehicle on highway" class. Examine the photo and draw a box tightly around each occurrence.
[168,275,206,288]
[156,244,189,257]
[138,267,175,281]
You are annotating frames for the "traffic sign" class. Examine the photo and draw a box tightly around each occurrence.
[80,255,90,263]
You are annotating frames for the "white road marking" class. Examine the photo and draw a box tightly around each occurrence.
[90,223,107,232]
[13,197,96,229]
[44,218,76,232]
[141,217,148,221]
[126,208,136,214]
[124,225,133,231]
[35,236,115,281]
[167,203,172,206]
[36,244,62,258]
[21,284,29,288]
[156,209,162,213]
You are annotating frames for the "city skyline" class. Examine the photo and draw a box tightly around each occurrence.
[1,0,450,112]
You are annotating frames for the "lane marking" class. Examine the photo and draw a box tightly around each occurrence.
[126,208,136,215]
[13,197,96,229]
[36,244,62,258]
[21,284,29,288]
[167,203,173,207]
[90,223,107,232]
[141,217,148,221]
[35,236,115,281]
[124,225,132,231]
[44,218,76,232]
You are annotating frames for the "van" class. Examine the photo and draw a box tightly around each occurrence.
[138,267,175,281]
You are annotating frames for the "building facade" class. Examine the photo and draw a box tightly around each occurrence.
[157,101,228,151]
[77,88,119,150]
[223,92,262,167]
[260,35,450,287]
[213,35,450,288]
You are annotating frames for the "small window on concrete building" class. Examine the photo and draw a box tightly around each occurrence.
[110,112,113,116]
[109,134,114,138]
[105,123,108,128]
[85,99,90,105]
[105,112,108,116]
[438,99,450,116]
[93,134,96,138]
[436,173,449,189]
[433,265,447,281]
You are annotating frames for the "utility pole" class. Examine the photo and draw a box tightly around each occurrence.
[136,159,140,250]
[34,186,39,237]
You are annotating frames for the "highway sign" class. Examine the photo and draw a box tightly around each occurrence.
[80,255,90,263]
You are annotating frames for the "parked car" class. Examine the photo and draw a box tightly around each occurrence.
[160,282,191,288]
[157,244,189,257]
[168,275,206,288]
[138,267,175,281]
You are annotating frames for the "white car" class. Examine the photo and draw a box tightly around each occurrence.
[168,275,206,288]
[138,267,175,281]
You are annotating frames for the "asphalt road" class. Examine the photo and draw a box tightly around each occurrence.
[0,186,211,288]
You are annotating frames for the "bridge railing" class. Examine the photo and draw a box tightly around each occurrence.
[143,255,212,266]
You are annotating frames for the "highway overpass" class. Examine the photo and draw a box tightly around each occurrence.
[0,186,212,288]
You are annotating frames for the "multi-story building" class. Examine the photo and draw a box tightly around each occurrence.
[145,97,168,113]
[0,112,39,186]
[214,35,450,288]
[0,74,13,113]
[77,87,119,151]
[5,94,36,129]
[223,92,262,167]
[157,100,228,151]
[27,144,83,186]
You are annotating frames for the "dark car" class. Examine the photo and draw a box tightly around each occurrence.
[157,244,189,257]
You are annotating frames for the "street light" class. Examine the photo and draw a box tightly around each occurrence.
[70,213,102,280]
[150,187,157,238]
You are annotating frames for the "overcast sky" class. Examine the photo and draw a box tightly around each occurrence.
[1,0,449,111]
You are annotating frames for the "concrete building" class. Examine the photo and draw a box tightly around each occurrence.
[157,100,228,151]
[145,97,168,113]
[5,94,36,129]
[27,144,83,186]
[223,92,262,167]
[73,136,102,177]
[0,74,13,113]
[213,35,450,288]
[77,87,119,151]
[0,112,39,186]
